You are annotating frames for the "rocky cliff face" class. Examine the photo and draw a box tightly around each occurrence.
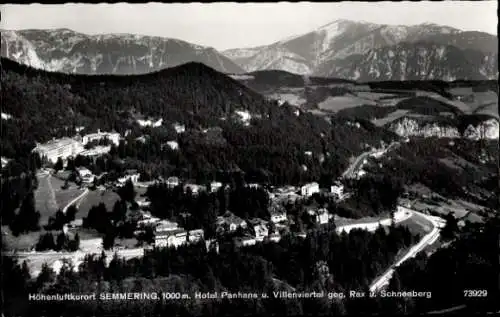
[222,20,498,81]
[390,117,499,140]
[1,29,245,74]
[463,119,500,140]
[314,42,498,81]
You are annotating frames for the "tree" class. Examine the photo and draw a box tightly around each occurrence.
[83,203,110,233]
[118,179,136,202]
[65,205,78,223]
[441,211,459,241]
[9,192,40,235]
[54,157,64,173]
[55,231,68,251]
[138,226,155,245]
[65,157,75,171]
[68,233,80,251]
[37,262,55,287]
[111,200,127,224]
[36,232,56,251]
[107,252,125,281]
[103,229,116,250]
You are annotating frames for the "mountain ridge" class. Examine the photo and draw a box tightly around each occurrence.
[1,28,245,75]
[222,20,497,81]
[1,20,497,81]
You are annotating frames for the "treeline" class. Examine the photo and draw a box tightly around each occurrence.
[334,105,397,121]
[3,223,420,316]
[35,231,80,252]
[241,69,354,92]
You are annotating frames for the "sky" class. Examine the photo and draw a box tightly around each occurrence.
[1,2,497,51]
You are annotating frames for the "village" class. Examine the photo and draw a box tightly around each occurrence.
[23,122,351,273]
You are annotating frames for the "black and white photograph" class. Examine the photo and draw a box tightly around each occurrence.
[1,1,499,316]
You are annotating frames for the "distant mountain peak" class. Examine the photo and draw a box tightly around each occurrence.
[222,21,497,81]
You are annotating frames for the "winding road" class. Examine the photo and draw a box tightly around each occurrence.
[369,209,444,292]
[62,188,89,214]
[339,140,446,293]
[342,142,399,179]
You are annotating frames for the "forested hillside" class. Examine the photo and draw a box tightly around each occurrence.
[1,57,398,185]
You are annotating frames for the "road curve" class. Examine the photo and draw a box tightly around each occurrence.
[342,142,399,179]
[369,209,441,292]
[336,206,413,234]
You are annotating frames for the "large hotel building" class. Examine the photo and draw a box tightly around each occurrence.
[33,137,85,163]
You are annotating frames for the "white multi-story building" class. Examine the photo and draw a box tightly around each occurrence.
[235,235,257,247]
[300,182,319,197]
[248,218,269,241]
[1,157,10,168]
[188,229,205,243]
[165,141,179,150]
[155,219,179,232]
[33,137,85,164]
[137,118,163,128]
[79,145,112,157]
[308,208,329,225]
[268,232,281,243]
[209,181,222,193]
[330,183,344,199]
[117,172,140,185]
[270,210,287,223]
[154,228,187,248]
[76,167,95,183]
[136,198,151,209]
[173,123,186,134]
[246,183,261,189]
[316,208,329,225]
[184,183,205,195]
[82,130,120,146]
[166,176,180,188]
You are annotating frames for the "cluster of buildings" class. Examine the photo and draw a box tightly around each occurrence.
[134,210,205,249]
[137,118,163,128]
[215,210,285,247]
[32,130,121,164]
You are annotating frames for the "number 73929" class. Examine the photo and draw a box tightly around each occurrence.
[463,290,488,297]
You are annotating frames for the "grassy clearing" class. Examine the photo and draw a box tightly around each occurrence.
[34,174,59,224]
[77,189,120,218]
[2,226,40,251]
[355,91,398,100]
[54,185,86,211]
[397,212,433,237]
[318,94,376,112]
[267,92,306,106]
[473,102,498,119]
